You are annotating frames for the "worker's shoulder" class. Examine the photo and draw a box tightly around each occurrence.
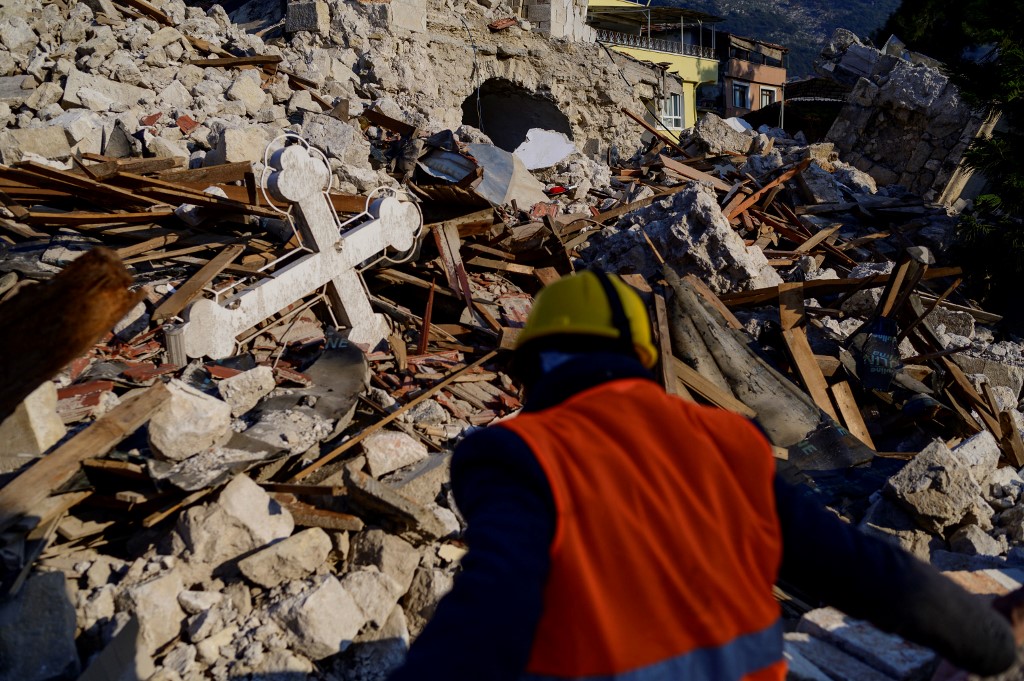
[453,422,535,466]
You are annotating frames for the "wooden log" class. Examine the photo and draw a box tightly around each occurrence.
[0,248,141,424]
[672,357,756,418]
[0,384,171,532]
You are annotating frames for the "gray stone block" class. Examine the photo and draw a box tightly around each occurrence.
[884,439,984,535]
[286,0,330,34]
[0,571,79,681]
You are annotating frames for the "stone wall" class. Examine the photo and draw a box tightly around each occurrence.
[817,29,986,204]
[523,0,595,41]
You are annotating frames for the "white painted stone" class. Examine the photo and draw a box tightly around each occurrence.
[238,527,333,588]
[363,430,429,478]
[218,366,277,417]
[148,380,232,461]
[273,575,366,659]
[0,382,65,456]
[513,128,577,170]
[180,143,421,358]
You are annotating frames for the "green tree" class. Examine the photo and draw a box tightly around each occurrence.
[876,0,1024,314]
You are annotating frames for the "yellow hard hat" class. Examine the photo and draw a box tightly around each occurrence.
[515,270,658,369]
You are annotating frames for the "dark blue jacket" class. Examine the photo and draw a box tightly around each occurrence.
[387,353,1016,681]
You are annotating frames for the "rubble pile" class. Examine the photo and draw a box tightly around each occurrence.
[1,1,1024,679]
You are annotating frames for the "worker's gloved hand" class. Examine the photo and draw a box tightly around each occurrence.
[993,586,1024,647]
[930,588,1024,681]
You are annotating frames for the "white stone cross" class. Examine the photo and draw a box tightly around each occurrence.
[179,142,421,359]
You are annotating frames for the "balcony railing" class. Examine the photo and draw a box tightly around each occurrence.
[596,28,717,60]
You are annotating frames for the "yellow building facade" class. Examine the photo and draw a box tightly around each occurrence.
[587,0,720,130]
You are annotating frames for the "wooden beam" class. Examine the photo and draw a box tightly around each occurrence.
[653,292,687,398]
[999,411,1024,468]
[155,162,253,185]
[190,55,284,67]
[659,155,731,192]
[0,384,171,532]
[726,160,811,220]
[0,248,141,424]
[829,381,876,449]
[778,283,840,422]
[621,108,689,157]
[683,275,744,330]
[152,244,245,322]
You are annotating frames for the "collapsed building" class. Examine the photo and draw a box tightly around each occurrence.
[0,1,1023,680]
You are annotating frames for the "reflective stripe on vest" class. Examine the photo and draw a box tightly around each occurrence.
[500,378,784,681]
[522,620,785,681]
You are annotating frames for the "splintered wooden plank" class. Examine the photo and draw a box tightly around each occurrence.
[778,283,839,422]
[534,267,561,287]
[152,244,245,322]
[359,108,417,138]
[653,292,687,398]
[794,224,842,253]
[190,55,283,67]
[672,357,755,418]
[726,159,811,220]
[155,162,253,185]
[720,267,963,308]
[0,384,171,532]
[115,234,181,259]
[829,381,876,449]
[85,157,184,180]
[465,256,535,275]
[26,209,175,226]
[999,412,1024,467]
[659,155,731,192]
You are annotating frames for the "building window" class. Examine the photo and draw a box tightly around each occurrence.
[661,93,683,129]
[732,83,749,109]
[761,88,776,108]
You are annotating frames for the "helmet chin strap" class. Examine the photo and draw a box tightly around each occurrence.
[589,269,633,350]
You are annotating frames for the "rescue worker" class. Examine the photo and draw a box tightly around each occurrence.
[387,270,1022,681]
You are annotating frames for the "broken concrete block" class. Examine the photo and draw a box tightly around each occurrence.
[61,68,152,108]
[363,430,429,478]
[238,527,332,588]
[0,17,40,57]
[177,474,294,566]
[112,300,149,342]
[952,431,1002,486]
[384,453,450,506]
[226,73,268,117]
[177,590,224,616]
[242,408,333,456]
[950,525,1004,557]
[340,567,404,629]
[0,126,73,164]
[693,112,753,155]
[0,381,66,456]
[205,126,271,165]
[272,575,366,660]
[76,616,155,681]
[783,632,894,681]
[286,0,330,34]
[401,566,454,637]
[0,571,80,681]
[954,355,1024,398]
[299,112,373,167]
[24,82,63,111]
[51,110,107,155]
[884,439,984,535]
[345,465,447,540]
[796,608,936,680]
[350,529,421,594]
[217,366,276,417]
[0,75,34,107]
[388,0,426,32]
[148,380,232,461]
[115,569,186,655]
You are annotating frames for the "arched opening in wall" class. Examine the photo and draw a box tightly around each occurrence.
[461,79,573,152]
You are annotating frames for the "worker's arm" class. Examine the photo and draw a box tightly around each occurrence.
[386,426,555,681]
[774,476,1017,675]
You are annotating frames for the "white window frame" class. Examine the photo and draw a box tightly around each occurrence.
[661,93,683,130]
[760,87,776,108]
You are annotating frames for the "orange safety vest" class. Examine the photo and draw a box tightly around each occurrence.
[498,378,785,681]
